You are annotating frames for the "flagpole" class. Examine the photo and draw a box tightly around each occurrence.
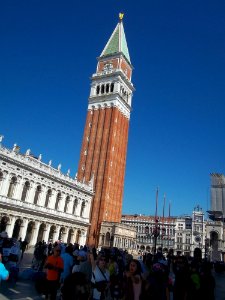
[168,201,171,247]
[155,187,159,220]
[153,187,159,255]
[162,194,166,247]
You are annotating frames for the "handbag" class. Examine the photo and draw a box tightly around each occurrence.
[92,266,109,295]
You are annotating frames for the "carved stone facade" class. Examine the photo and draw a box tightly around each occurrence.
[0,142,94,246]
[121,215,176,253]
[98,222,136,252]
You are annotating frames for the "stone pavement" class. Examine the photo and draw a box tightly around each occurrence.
[214,271,225,300]
[0,247,44,300]
[0,249,225,300]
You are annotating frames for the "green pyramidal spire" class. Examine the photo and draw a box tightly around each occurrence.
[100,16,131,64]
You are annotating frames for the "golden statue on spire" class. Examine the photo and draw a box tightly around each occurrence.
[119,13,124,21]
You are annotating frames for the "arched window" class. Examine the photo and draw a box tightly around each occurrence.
[80,201,85,217]
[0,216,9,232]
[64,196,70,213]
[7,176,17,198]
[72,198,78,215]
[21,181,30,201]
[110,83,114,92]
[145,226,149,234]
[106,232,110,246]
[34,185,41,205]
[101,85,105,94]
[45,189,52,207]
[106,83,109,93]
[55,192,61,210]
[96,85,100,95]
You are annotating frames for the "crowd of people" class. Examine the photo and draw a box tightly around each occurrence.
[0,231,28,283]
[30,240,215,300]
[0,231,216,300]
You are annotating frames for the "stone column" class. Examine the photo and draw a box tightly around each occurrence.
[80,230,87,246]
[0,172,9,196]
[63,227,69,243]
[19,218,29,240]
[38,185,47,207]
[76,199,82,217]
[27,182,36,204]
[6,216,16,238]
[71,229,77,244]
[16,178,27,201]
[14,177,23,200]
[114,81,120,94]
[120,238,123,249]
[67,199,74,214]
[58,194,66,212]
[43,224,51,242]
[67,229,74,244]
[30,221,41,246]
[87,200,92,219]
[49,189,57,209]
[53,226,60,242]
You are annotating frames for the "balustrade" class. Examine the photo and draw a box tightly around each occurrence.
[0,195,89,224]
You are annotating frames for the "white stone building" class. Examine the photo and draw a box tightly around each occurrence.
[98,221,136,252]
[121,214,176,252]
[0,138,94,246]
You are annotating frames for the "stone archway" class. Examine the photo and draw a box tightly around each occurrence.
[0,216,9,232]
[210,231,220,261]
[67,229,74,244]
[59,227,65,241]
[37,223,46,243]
[75,230,81,244]
[25,221,35,244]
[48,225,56,243]
[12,219,23,239]
[105,232,110,247]
[146,245,151,252]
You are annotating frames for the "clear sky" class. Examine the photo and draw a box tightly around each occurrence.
[1,0,225,218]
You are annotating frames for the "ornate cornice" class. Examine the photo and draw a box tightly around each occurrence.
[0,146,94,196]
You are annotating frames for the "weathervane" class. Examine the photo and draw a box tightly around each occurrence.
[119,13,124,21]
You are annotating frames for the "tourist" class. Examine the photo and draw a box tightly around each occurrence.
[60,246,73,282]
[20,239,28,260]
[44,245,64,300]
[90,247,110,300]
[0,253,9,282]
[123,259,146,300]
[61,271,90,300]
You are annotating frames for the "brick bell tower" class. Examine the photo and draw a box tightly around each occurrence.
[77,14,134,245]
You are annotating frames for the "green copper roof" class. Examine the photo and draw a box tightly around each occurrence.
[100,21,131,64]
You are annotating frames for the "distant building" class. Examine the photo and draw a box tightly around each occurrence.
[207,173,225,261]
[122,207,216,259]
[121,214,176,253]
[98,221,136,252]
[0,140,93,246]
[210,173,225,218]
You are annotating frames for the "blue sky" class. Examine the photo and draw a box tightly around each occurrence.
[0,0,225,217]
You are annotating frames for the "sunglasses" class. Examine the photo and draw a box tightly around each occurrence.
[99,258,106,261]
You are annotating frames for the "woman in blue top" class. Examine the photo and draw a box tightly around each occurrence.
[0,253,9,281]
